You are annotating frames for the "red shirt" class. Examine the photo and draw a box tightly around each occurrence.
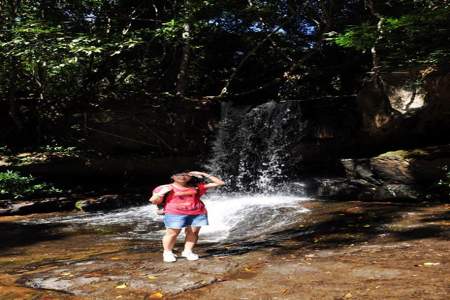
[152,183,208,215]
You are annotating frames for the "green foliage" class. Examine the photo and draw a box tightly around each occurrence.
[75,200,85,211]
[437,166,450,197]
[155,19,183,40]
[39,144,80,156]
[0,170,62,199]
[332,3,450,68]
[333,23,377,51]
[1,0,449,149]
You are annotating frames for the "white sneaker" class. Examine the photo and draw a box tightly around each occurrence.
[181,250,199,261]
[163,251,177,263]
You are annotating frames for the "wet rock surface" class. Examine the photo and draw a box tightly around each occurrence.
[0,197,75,216]
[74,194,145,212]
[0,200,449,299]
[0,193,147,216]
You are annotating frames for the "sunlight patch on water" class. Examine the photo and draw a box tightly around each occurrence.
[200,193,309,242]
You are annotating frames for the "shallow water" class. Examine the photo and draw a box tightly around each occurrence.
[2,200,449,300]
[18,193,310,243]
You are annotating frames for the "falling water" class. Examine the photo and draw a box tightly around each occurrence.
[207,101,308,193]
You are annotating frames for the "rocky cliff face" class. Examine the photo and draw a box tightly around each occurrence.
[83,98,221,156]
[209,64,450,185]
[355,64,450,151]
[1,99,221,184]
[307,64,450,200]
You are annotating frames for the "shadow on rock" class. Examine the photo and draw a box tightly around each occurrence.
[0,222,69,251]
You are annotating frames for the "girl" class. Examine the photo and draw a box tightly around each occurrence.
[149,171,225,262]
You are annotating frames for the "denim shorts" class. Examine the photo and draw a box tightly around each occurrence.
[163,214,208,229]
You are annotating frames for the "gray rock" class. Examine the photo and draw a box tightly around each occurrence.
[262,264,318,275]
[0,197,74,216]
[314,177,377,200]
[75,194,144,212]
[352,266,403,279]
[375,184,421,200]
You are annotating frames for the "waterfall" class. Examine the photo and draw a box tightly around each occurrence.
[18,101,313,243]
[207,101,308,193]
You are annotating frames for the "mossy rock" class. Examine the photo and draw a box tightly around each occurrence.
[377,149,430,159]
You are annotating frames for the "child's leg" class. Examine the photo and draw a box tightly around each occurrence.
[184,226,201,251]
[163,228,181,251]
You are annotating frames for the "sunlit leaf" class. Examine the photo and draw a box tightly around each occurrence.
[149,291,164,299]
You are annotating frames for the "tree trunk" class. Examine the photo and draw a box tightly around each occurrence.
[6,0,23,131]
[175,22,191,96]
[366,0,384,75]
[8,57,23,131]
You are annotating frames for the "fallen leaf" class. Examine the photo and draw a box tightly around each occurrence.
[115,283,128,289]
[110,257,121,260]
[363,224,371,228]
[61,272,71,276]
[243,267,254,272]
[344,292,352,299]
[147,275,158,280]
[149,291,164,299]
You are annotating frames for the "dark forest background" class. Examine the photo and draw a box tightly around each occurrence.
[1,0,448,149]
[1,1,450,203]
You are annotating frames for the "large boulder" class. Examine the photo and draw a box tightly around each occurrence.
[314,145,450,201]
[75,194,144,212]
[342,146,450,185]
[0,193,148,216]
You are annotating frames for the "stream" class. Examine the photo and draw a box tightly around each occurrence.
[17,193,311,243]
[2,198,449,299]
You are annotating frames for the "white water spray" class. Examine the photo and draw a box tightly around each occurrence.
[20,192,310,243]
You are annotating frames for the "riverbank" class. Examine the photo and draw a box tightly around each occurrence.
[0,200,448,299]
